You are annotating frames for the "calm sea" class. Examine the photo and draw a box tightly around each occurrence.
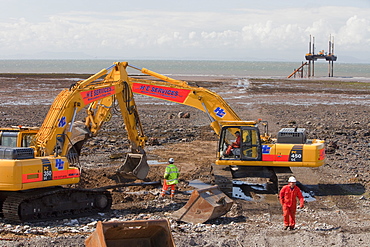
[0,59,369,79]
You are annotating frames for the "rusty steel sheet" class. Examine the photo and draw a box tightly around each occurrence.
[172,185,233,224]
[85,219,175,247]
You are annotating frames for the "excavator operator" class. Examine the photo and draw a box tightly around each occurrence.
[225,131,241,156]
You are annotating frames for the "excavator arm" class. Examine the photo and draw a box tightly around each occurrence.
[126,64,253,136]
[35,62,146,156]
[34,62,148,179]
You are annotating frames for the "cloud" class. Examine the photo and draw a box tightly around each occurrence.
[0,6,369,61]
[337,15,370,47]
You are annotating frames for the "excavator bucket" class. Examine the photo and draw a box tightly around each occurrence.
[85,219,175,247]
[172,185,233,224]
[117,153,149,180]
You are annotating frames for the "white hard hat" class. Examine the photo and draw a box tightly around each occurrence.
[288,176,297,183]
[168,158,174,164]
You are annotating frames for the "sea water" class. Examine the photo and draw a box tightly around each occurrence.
[0,59,369,78]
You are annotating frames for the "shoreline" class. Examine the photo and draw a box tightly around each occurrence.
[0,72,370,83]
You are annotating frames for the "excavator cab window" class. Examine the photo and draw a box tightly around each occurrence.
[240,127,262,160]
[0,131,36,147]
[0,131,18,147]
[21,133,36,147]
[219,126,262,161]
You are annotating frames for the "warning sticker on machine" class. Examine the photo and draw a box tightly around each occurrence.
[289,145,303,162]
[132,83,191,103]
[80,86,116,105]
[43,163,53,181]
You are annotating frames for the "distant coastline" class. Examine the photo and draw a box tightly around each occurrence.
[0,59,369,78]
[1,73,369,85]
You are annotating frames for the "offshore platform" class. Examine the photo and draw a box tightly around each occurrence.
[288,35,337,78]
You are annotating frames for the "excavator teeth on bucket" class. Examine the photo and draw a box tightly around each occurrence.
[172,185,233,224]
[85,219,175,247]
[117,153,149,180]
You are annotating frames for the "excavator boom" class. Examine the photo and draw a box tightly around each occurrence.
[127,65,243,136]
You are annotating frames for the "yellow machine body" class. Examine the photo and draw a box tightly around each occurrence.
[216,140,325,167]
[0,157,79,191]
[215,123,325,168]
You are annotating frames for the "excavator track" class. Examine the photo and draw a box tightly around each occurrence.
[211,164,294,198]
[272,167,293,192]
[2,187,112,222]
[211,164,233,197]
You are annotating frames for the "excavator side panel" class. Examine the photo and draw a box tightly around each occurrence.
[0,153,79,191]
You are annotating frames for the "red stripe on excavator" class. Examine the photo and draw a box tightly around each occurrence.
[319,148,325,160]
[80,86,116,105]
[22,169,80,183]
[262,154,289,161]
[53,169,80,180]
[132,83,191,103]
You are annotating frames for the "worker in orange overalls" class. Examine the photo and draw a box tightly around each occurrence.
[279,176,304,230]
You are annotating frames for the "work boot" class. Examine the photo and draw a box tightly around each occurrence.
[283,226,289,230]
[289,226,295,230]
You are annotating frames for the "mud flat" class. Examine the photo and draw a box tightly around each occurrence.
[0,74,369,246]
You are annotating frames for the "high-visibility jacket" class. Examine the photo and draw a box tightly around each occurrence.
[279,185,304,208]
[164,164,179,185]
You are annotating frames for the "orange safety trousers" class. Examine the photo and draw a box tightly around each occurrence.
[161,180,176,197]
[283,205,297,227]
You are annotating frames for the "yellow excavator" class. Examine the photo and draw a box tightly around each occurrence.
[123,63,326,197]
[0,62,149,222]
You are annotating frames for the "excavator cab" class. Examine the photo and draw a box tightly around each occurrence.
[0,128,38,148]
[219,126,262,161]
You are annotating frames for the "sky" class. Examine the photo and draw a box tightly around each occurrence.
[0,0,369,63]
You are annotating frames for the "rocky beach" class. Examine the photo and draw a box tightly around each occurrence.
[0,73,369,246]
